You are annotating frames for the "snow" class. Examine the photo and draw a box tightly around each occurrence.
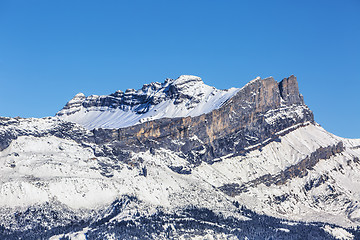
[264,105,306,125]
[0,135,118,209]
[189,124,360,227]
[49,228,89,240]
[3,74,360,237]
[1,117,360,231]
[193,123,336,187]
[276,228,290,233]
[0,129,237,213]
[322,225,354,240]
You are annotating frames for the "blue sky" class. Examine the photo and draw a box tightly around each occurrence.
[0,0,359,138]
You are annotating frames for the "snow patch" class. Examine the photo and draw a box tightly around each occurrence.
[322,225,354,240]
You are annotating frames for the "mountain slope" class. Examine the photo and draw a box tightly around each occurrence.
[1,75,360,239]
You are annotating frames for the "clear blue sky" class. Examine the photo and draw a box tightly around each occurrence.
[0,0,359,138]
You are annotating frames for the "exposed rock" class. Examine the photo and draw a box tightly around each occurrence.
[278,75,304,105]
[58,93,86,116]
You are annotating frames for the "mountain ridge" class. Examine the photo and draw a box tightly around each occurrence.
[56,75,240,129]
[1,74,360,239]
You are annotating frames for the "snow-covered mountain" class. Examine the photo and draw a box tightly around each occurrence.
[1,75,360,239]
[56,75,240,129]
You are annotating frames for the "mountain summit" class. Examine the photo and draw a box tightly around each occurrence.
[1,75,360,239]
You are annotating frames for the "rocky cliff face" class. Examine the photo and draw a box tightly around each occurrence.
[278,75,304,105]
[93,75,314,166]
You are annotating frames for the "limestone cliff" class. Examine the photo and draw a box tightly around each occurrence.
[93,75,314,165]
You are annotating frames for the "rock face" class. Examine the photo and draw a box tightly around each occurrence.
[1,75,360,239]
[278,75,304,105]
[59,93,86,115]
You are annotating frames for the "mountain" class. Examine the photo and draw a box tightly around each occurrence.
[1,75,360,239]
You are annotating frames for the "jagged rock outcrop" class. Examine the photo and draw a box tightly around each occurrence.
[278,75,304,105]
[59,93,86,115]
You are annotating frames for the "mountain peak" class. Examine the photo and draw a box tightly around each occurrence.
[56,75,239,129]
[58,92,86,115]
[73,92,85,98]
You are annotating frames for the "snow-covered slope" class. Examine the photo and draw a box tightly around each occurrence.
[1,117,359,239]
[196,123,360,227]
[56,75,239,129]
